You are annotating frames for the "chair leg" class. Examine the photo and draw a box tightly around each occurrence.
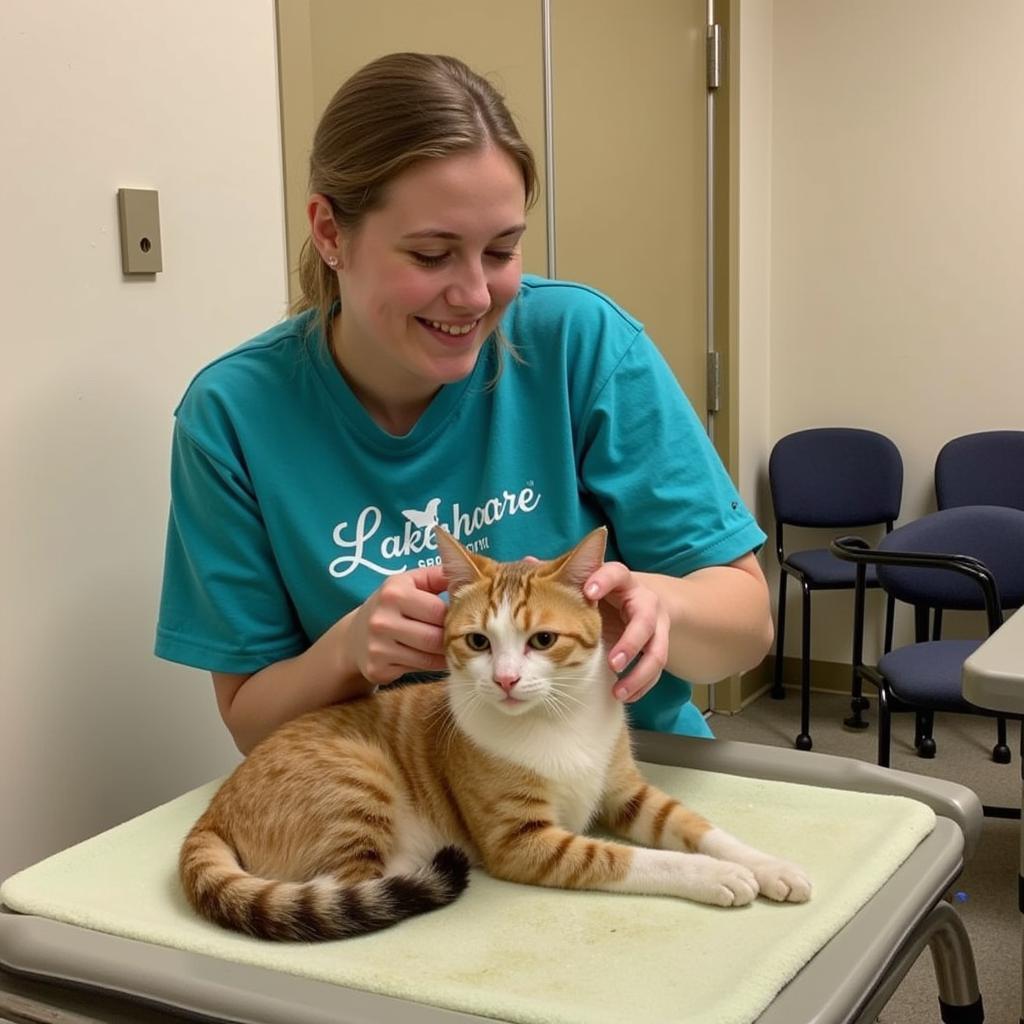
[883,592,895,655]
[917,711,937,759]
[909,606,941,760]
[993,716,1011,764]
[914,604,930,643]
[795,583,812,751]
[848,694,870,719]
[877,687,892,768]
[770,570,788,700]
[844,573,869,730]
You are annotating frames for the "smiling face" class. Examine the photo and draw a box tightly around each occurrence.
[324,146,527,430]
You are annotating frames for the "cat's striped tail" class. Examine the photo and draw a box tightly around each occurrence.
[179,827,469,941]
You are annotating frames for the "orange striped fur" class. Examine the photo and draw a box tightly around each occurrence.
[180,528,809,941]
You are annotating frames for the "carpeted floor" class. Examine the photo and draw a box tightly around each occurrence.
[708,689,1021,1024]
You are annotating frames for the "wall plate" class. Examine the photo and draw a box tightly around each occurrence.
[117,188,163,274]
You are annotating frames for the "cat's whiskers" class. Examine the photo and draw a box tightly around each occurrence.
[539,691,572,724]
[424,695,456,729]
[424,696,461,755]
[544,684,582,710]
[447,681,488,723]
[548,677,591,695]
[438,710,463,761]
[547,683,592,709]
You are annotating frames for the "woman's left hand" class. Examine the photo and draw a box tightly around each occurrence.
[584,562,669,702]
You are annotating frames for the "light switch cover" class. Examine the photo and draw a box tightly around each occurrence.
[117,188,163,274]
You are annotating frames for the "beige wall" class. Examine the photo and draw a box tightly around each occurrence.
[1,1,286,878]
[745,0,1024,662]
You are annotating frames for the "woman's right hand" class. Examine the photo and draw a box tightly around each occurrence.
[343,565,450,685]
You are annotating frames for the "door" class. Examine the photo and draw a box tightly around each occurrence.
[550,0,707,411]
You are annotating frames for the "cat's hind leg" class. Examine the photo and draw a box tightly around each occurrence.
[383,799,475,877]
[302,739,404,885]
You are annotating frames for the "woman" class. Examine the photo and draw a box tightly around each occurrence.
[156,52,773,754]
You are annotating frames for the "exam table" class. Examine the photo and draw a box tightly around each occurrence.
[0,732,985,1024]
[964,605,1024,1023]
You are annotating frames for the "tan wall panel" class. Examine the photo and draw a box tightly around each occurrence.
[550,0,707,408]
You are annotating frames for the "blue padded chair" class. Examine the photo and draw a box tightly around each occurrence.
[832,505,1024,786]
[935,429,1024,511]
[908,430,1024,755]
[768,428,903,751]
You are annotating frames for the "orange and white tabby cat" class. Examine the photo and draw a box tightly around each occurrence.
[180,527,810,941]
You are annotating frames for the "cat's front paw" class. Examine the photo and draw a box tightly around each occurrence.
[752,859,811,903]
[692,860,760,907]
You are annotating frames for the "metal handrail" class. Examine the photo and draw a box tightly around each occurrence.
[830,535,1004,636]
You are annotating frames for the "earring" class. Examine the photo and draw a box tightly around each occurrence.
[326,255,338,269]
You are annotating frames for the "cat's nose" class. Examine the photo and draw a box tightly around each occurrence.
[493,673,520,694]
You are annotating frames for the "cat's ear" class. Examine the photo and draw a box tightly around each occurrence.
[433,527,487,594]
[544,527,608,593]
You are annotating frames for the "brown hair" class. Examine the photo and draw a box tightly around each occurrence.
[292,52,538,355]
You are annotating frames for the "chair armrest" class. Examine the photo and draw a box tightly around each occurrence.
[830,535,1003,634]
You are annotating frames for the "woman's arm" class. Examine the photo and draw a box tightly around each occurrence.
[587,552,774,702]
[640,553,774,685]
[213,565,449,754]
[213,615,369,756]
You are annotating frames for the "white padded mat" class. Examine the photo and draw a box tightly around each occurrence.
[1,764,935,1024]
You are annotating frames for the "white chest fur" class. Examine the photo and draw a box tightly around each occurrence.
[548,761,613,833]
[453,682,625,833]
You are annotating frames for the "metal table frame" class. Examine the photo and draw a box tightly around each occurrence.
[963,606,1024,1024]
[0,732,986,1024]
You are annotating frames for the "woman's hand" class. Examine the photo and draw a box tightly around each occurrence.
[212,564,452,754]
[583,562,670,702]
[344,566,449,685]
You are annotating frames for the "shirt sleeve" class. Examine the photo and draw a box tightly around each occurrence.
[575,328,766,577]
[155,418,308,674]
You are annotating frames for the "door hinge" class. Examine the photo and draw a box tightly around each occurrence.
[707,351,721,413]
[707,23,722,91]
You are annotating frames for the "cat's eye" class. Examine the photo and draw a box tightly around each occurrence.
[465,633,490,651]
[528,632,558,651]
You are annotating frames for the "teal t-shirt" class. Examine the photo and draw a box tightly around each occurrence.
[156,276,766,737]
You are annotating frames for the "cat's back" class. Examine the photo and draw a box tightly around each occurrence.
[249,680,449,763]
[198,681,456,856]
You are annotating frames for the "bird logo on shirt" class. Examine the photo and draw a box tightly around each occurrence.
[401,498,441,531]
